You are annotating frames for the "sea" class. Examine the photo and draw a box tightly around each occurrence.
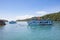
[0,21,60,40]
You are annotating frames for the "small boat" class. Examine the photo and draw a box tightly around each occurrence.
[0,20,6,26]
[27,17,53,25]
[9,21,16,24]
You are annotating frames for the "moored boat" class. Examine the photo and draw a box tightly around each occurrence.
[27,17,53,25]
[9,21,16,24]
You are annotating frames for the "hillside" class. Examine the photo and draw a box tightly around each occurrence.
[41,12,60,21]
[16,12,60,21]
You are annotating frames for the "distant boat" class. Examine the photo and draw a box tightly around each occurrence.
[9,21,16,24]
[0,20,6,26]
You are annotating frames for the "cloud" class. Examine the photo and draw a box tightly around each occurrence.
[15,15,34,20]
[36,11,49,16]
[0,11,49,21]
[0,15,34,21]
[0,17,15,21]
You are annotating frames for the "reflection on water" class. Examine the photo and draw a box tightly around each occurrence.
[27,25,52,32]
[0,26,5,40]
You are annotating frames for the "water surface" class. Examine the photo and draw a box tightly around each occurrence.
[0,21,60,40]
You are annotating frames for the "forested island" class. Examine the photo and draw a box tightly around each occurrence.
[16,12,60,21]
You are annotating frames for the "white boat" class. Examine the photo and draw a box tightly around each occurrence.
[27,19,53,25]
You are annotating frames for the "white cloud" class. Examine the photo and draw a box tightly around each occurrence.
[15,15,34,20]
[0,15,34,21]
[0,11,49,21]
[36,11,49,16]
[0,17,15,21]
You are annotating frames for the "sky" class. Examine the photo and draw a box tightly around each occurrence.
[0,0,60,21]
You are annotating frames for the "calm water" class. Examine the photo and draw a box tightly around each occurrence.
[0,21,60,40]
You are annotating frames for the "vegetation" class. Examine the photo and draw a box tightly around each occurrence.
[41,12,60,21]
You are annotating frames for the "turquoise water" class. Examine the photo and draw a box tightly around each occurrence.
[0,21,60,40]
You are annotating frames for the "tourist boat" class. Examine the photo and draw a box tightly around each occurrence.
[0,20,6,26]
[9,21,16,24]
[27,19,53,25]
[27,17,53,25]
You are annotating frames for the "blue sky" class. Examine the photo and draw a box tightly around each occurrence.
[0,0,60,20]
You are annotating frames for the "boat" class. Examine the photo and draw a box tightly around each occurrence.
[27,17,53,25]
[27,19,53,25]
[0,20,6,26]
[9,21,16,24]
